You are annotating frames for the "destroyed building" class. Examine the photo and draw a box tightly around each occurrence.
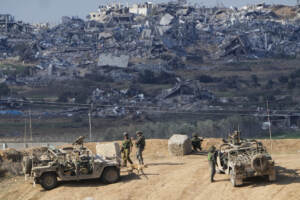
[0,2,300,121]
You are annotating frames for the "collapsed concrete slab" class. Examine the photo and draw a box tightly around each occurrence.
[96,142,121,164]
[168,134,192,156]
[160,13,174,26]
[98,54,129,68]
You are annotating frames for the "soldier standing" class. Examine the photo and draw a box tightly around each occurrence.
[135,131,146,165]
[208,145,217,182]
[191,133,203,152]
[121,132,133,167]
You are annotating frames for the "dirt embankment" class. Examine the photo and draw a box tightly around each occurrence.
[0,138,300,200]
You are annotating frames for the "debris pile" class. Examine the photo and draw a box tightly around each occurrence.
[0,2,299,82]
[0,2,299,118]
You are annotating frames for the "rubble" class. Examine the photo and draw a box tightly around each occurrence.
[0,2,299,79]
[98,54,129,68]
[0,2,299,119]
[160,13,174,26]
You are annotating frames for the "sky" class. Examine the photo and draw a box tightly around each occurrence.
[0,0,296,24]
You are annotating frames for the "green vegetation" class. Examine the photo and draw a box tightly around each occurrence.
[0,83,10,96]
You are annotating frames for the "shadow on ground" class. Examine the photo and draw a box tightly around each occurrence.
[191,151,208,156]
[244,166,300,188]
[53,170,149,189]
[59,179,105,188]
[146,162,184,166]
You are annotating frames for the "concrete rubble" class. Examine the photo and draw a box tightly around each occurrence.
[0,2,300,118]
[0,3,299,70]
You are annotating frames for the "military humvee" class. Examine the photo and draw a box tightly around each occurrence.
[216,131,276,187]
[23,136,120,190]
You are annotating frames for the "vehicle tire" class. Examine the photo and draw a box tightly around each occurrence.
[102,167,120,184]
[40,173,58,190]
[251,154,268,172]
[230,171,237,187]
[230,170,242,187]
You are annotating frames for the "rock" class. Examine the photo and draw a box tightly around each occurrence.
[168,134,192,156]
[96,142,121,163]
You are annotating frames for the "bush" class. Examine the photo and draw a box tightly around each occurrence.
[0,83,9,96]
[196,75,214,83]
[138,70,176,84]
[288,80,296,89]
[223,77,238,89]
[57,92,69,102]
[265,80,274,89]
[251,75,258,85]
[138,70,155,84]
[85,73,114,83]
[278,76,288,84]
[290,69,300,79]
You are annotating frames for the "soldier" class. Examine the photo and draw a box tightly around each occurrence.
[121,132,133,167]
[135,131,145,165]
[229,130,240,145]
[208,145,217,182]
[191,133,203,152]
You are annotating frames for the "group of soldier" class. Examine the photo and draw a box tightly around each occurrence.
[121,131,218,183]
[121,131,146,167]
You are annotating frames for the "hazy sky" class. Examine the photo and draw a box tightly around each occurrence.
[0,0,296,24]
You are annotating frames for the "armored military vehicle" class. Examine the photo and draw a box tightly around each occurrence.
[216,131,276,187]
[23,136,120,190]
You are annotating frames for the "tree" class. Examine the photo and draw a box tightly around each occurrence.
[251,74,258,86]
[288,80,296,89]
[290,69,300,79]
[57,92,69,102]
[0,83,10,96]
[138,70,155,84]
[196,75,215,83]
[265,80,274,89]
[278,76,288,84]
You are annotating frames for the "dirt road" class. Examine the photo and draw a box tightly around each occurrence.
[0,139,300,200]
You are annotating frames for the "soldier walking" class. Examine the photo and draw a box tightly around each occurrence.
[208,145,217,182]
[135,131,146,165]
[121,132,133,167]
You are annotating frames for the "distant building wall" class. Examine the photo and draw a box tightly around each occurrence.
[129,6,148,16]
[88,12,102,21]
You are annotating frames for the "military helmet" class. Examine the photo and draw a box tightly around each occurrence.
[136,131,143,135]
[192,133,198,137]
[123,132,129,136]
[208,145,216,153]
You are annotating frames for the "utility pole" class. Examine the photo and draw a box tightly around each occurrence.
[24,117,27,145]
[266,100,272,152]
[88,104,93,142]
[29,109,32,142]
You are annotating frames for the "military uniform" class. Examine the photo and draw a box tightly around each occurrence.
[191,135,203,152]
[208,146,217,182]
[121,136,133,167]
[135,132,145,165]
